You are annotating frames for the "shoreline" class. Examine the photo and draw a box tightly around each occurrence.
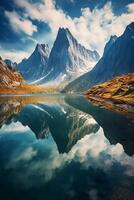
[85,95,134,119]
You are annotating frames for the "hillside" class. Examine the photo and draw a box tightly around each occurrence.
[0,57,57,94]
[0,56,23,88]
[85,73,134,116]
[86,73,134,104]
[63,22,134,93]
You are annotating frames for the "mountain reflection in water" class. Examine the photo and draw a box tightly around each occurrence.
[0,95,133,200]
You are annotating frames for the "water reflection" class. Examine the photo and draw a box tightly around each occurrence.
[65,95,134,156]
[0,95,134,200]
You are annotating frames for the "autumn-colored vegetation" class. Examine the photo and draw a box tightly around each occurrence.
[86,73,134,104]
[85,73,134,117]
[0,83,57,94]
[0,57,57,94]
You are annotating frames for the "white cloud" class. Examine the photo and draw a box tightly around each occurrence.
[12,147,37,163]
[0,49,30,62]
[69,128,108,159]
[2,1,134,64]
[0,122,30,133]
[6,127,134,188]
[14,0,134,55]
[5,10,37,36]
[89,189,98,200]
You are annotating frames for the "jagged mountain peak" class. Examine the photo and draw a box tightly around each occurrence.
[56,27,81,48]
[104,35,118,54]
[109,35,118,42]
[17,28,99,84]
[37,28,100,85]
[104,22,134,56]
[54,27,74,47]
[17,43,50,82]
[34,43,50,57]
[35,43,49,51]
[63,23,134,93]
[58,27,71,36]
[124,22,134,36]
[57,27,99,58]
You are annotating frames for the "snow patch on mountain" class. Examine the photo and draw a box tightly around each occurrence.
[37,28,100,85]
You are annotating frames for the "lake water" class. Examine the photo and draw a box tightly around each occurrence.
[0,95,134,200]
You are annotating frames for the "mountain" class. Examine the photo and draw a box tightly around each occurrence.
[0,95,99,153]
[4,59,17,68]
[15,101,99,153]
[0,57,23,89]
[17,44,50,82]
[37,28,99,85]
[103,35,118,54]
[63,22,134,93]
[0,57,56,94]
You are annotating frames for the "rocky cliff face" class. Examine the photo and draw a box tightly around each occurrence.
[17,44,50,82]
[37,28,99,84]
[0,57,23,89]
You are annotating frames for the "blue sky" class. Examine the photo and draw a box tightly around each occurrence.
[0,0,134,62]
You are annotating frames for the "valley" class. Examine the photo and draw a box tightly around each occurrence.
[0,2,134,200]
[0,23,134,118]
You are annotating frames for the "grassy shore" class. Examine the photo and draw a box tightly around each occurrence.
[0,83,58,95]
[85,73,134,118]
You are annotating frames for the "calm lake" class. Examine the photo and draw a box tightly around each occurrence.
[0,94,134,200]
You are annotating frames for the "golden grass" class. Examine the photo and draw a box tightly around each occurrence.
[86,73,134,105]
[0,83,58,94]
[85,73,134,118]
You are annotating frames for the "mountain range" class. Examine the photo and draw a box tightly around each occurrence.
[14,101,99,153]
[1,22,134,100]
[63,22,134,93]
[1,95,133,156]
[0,57,57,94]
[0,96,99,153]
[16,28,99,84]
